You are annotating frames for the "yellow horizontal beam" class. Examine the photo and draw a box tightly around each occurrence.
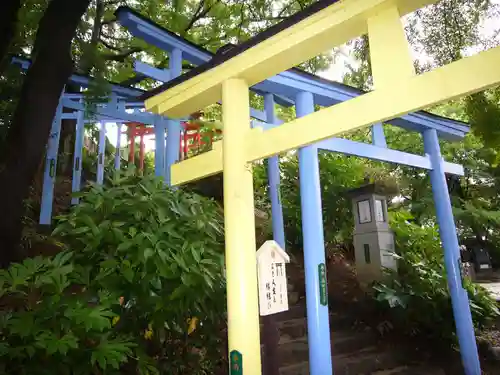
[146,0,437,118]
[171,141,223,185]
[170,46,500,186]
[171,131,265,185]
[249,46,500,160]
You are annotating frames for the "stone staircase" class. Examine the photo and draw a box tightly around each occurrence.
[271,296,446,375]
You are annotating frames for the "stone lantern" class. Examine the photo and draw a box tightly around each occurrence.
[347,183,397,287]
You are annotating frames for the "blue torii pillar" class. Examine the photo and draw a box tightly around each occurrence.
[296,91,333,375]
[96,122,106,185]
[262,93,286,375]
[423,129,481,375]
[115,123,122,171]
[39,97,64,225]
[71,103,85,205]
[264,94,286,249]
[371,123,387,147]
[154,115,166,178]
[165,48,182,185]
[114,100,126,172]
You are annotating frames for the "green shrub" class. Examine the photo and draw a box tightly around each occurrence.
[0,173,226,375]
[0,252,137,375]
[373,211,499,344]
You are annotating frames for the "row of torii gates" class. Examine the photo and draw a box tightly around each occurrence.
[17,0,500,374]
[13,55,220,215]
[125,118,219,170]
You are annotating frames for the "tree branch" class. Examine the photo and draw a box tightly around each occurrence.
[119,62,194,86]
[104,0,123,6]
[237,3,246,42]
[102,47,142,62]
[246,16,289,22]
[99,37,122,51]
[247,3,260,20]
[100,31,130,44]
[277,2,293,18]
[183,0,220,36]
[100,19,116,28]
[183,0,205,35]
[296,0,307,11]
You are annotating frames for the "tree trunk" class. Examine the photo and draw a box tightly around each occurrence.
[0,0,22,72]
[0,0,91,267]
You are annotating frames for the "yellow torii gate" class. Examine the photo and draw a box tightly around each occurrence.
[145,0,500,374]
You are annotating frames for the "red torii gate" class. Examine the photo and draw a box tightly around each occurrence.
[124,122,153,172]
[180,110,222,160]
[181,122,222,160]
[123,116,221,172]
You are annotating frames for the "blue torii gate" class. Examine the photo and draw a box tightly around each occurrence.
[11,56,167,223]
[115,6,478,375]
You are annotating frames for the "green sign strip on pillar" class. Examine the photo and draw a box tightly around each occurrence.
[230,350,243,375]
[457,258,465,289]
[318,263,327,306]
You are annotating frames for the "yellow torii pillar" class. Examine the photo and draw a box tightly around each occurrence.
[221,78,262,374]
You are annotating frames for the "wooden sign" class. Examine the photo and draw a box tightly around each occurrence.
[256,240,290,316]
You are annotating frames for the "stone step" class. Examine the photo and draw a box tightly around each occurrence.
[331,329,378,355]
[273,304,308,322]
[271,311,372,340]
[270,305,357,328]
[261,315,362,347]
[333,347,405,374]
[278,329,378,366]
[371,365,445,375]
[280,346,405,375]
[277,318,307,340]
[268,304,446,375]
[279,361,308,375]
[280,362,446,375]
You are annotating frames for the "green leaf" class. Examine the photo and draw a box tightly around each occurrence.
[191,246,201,263]
[70,226,91,234]
[91,339,135,370]
[122,265,134,283]
[0,342,9,356]
[7,313,34,338]
[100,258,118,270]
[34,331,77,355]
[170,285,186,300]
[81,214,99,236]
[64,306,115,332]
[144,248,154,260]
[117,241,133,252]
[129,227,137,237]
[138,183,151,195]
[52,251,73,267]
[157,207,168,223]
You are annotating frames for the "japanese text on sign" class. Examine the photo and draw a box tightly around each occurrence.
[257,240,290,316]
